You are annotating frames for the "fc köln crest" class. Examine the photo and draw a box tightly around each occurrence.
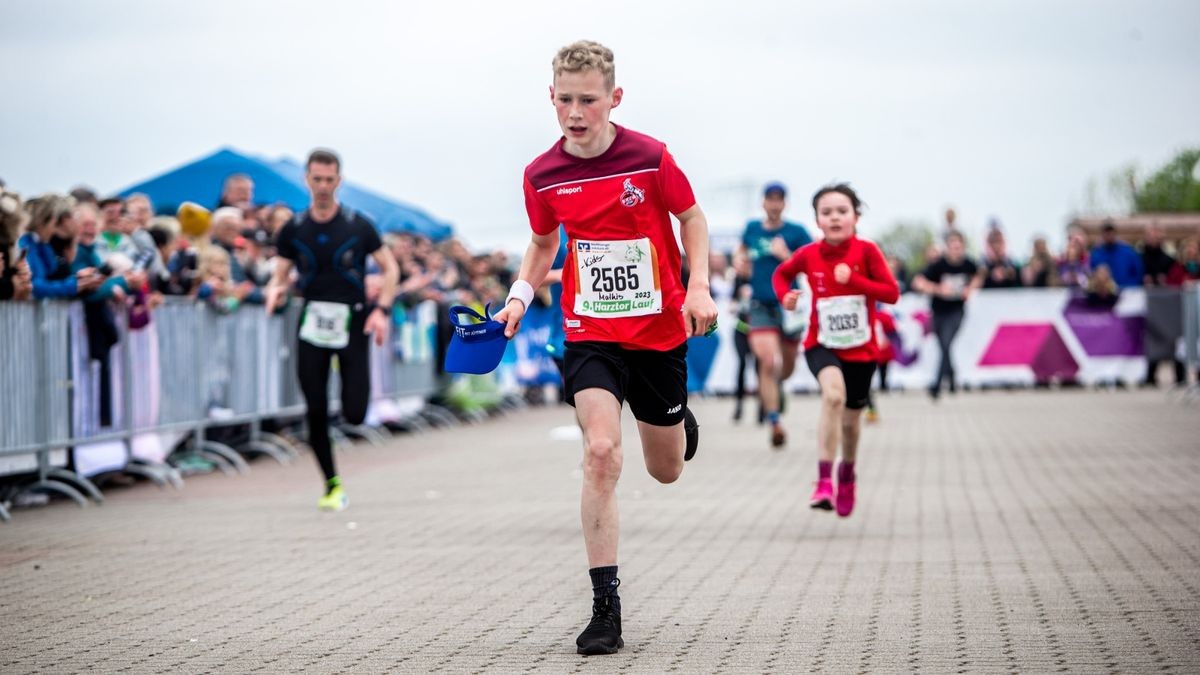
[619,178,645,207]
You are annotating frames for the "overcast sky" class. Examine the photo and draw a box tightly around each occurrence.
[3,0,1198,254]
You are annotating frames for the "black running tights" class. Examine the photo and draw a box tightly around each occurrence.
[297,332,371,482]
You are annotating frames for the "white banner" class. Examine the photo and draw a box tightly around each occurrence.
[703,288,1149,394]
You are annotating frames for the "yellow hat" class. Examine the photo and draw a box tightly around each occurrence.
[177,201,211,238]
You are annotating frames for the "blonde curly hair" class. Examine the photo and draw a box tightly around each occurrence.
[197,245,231,283]
[23,194,73,236]
[0,188,28,248]
[552,40,615,90]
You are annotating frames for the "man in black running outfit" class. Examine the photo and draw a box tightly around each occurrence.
[264,149,399,511]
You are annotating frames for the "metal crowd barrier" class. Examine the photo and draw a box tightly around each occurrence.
[331,300,443,443]
[0,297,440,522]
[1182,284,1200,402]
[0,301,78,522]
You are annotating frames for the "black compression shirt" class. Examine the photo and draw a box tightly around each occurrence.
[275,205,383,305]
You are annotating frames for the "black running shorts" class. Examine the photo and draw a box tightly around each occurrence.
[805,346,877,410]
[563,340,688,427]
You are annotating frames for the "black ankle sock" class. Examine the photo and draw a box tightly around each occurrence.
[589,566,620,611]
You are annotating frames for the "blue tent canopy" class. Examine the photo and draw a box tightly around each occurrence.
[116,147,453,241]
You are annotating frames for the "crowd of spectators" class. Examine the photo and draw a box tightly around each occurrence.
[908,209,1200,386]
[0,174,522,413]
[925,211,1200,296]
[1,174,515,312]
[4,179,1199,386]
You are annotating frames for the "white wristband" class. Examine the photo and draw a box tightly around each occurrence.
[505,279,535,310]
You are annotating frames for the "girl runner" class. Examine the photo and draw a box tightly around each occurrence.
[772,184,899,517]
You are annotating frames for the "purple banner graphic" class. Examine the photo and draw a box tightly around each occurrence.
[978,323,1079,382]
[1062,298,1143,357]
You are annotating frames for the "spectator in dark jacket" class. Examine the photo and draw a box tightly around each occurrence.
[1141,224,1176,288]
[981,224,1022,289]
[72,201,146,427]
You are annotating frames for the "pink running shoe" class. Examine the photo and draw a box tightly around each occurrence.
[835,480,855,517]
[810,479,834,511]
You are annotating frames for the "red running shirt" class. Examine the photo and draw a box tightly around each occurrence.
[772,236,900,362]
[523,125,697,350]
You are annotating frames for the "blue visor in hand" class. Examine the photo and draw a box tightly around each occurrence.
[444,303,509,375]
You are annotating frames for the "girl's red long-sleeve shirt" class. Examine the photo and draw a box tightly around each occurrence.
[772,236,900,362]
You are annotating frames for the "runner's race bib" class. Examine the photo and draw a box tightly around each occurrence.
[782,305,808,336]
[782,278,810,335]
[299,301,351,349]
[816,295,870,349]
[943,273,968,298]
[574,238,662,318]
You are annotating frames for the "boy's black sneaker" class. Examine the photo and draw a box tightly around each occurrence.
[576,596,623,655]
[684,407,699,461]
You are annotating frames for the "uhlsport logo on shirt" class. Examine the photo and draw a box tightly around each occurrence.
[557,185,582,196]
[619,178,645,207]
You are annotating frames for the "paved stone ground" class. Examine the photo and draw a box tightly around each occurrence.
[2,390,1199,673]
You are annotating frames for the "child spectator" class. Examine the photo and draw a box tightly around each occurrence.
[1085,264,1119,309]
[194,245,241,313]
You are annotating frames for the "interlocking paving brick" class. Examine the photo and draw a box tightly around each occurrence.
[1,390,1199,672]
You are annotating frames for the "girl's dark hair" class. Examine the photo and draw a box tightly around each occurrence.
[811,183,864,215]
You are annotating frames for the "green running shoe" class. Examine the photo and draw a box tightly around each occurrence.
[318,485,348,512]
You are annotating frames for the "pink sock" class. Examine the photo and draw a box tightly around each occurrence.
[838,461,856,483]
[818,461,833,481]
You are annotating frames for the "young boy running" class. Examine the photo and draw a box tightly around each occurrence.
[494,40,718,655]
[772,184,899,517]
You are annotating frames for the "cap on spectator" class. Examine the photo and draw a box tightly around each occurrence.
[763,181,787,198]
[97,196,125,208]
[444,304,509,375]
